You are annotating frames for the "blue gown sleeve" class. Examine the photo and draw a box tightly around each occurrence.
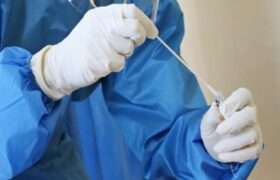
[106,1,257,179]
[0,47,68,179]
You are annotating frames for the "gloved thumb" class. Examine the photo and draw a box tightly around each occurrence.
[122,4,159,39]
[201,103,223,137]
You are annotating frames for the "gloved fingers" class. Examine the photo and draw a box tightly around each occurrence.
[116,19,147,46]
[201,103,223,136]
[109,53,126,72]
[109,34,135,57]
[90,50,125,74]
[218,143,262,163]
[214,127,258,153]
[220,88,254,118]
[97,39,126,72]
[216,106,256,135]
[122,4,158,39]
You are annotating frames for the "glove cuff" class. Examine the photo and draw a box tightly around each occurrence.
[31,46,65,100]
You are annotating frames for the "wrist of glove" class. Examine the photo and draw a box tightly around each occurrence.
[201,88,263,163]
[31,4,158,100]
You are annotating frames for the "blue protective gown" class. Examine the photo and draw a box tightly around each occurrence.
[0,0,257,179]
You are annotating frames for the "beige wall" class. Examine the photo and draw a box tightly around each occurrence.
[177,0,280,179]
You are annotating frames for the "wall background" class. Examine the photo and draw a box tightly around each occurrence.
[177,0,280,179]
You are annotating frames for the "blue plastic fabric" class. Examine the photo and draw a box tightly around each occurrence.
[0,0,257,179]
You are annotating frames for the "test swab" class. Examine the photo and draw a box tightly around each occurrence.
[156,36,224,102]
[89,0,224,103]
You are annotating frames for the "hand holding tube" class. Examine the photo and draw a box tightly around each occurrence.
[201,88,263,163]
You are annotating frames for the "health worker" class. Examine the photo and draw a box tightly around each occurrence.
[0,0,263,179]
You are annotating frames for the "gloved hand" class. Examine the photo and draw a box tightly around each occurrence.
[201,88,263,163]
[31,4,158,100]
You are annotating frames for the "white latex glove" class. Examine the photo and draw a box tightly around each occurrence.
[31,4,158,100]
[201,88,263,163]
